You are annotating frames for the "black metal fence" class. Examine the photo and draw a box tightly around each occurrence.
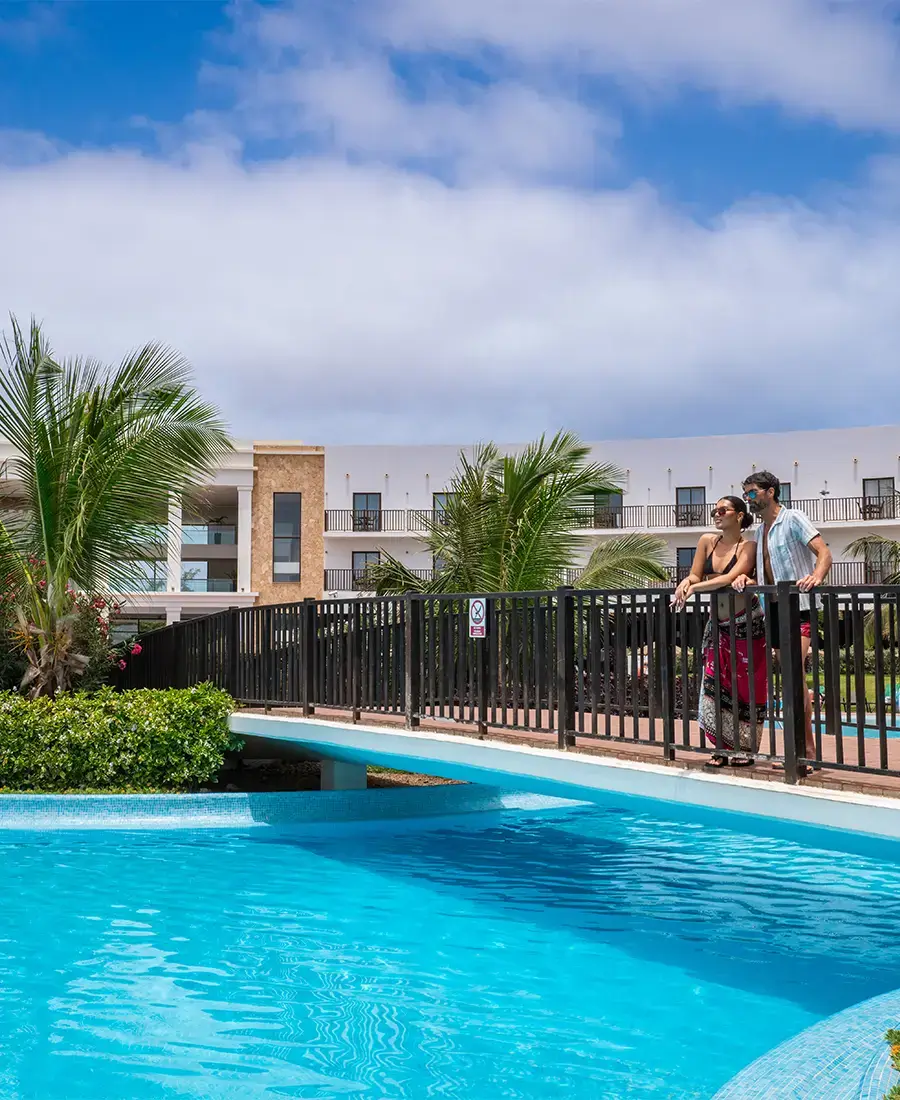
[120,583,900,786]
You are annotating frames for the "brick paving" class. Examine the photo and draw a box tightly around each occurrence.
[242,705,900,801]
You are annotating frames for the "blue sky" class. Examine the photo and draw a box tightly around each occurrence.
[2,0,900,442]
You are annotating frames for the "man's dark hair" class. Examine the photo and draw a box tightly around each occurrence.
[742,470,780,501]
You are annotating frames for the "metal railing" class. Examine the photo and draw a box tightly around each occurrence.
[647,504,711,528]
[121,581,900,785]
[325,509,409,533]
[322,498,900,535]
[324,568,434,591]
[570,505,644,530]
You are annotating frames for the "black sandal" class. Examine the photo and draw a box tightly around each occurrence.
[729,756,755,768]
[705,754,730,768]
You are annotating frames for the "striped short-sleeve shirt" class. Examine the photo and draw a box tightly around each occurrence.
[756,507,820,610]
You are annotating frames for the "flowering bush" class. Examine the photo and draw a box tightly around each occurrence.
[0,558,143,694]
[0,684,238,791]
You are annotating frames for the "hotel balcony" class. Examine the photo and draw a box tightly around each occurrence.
[324,498,900,537]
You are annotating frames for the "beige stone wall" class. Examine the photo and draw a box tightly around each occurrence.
[251,445,324,604]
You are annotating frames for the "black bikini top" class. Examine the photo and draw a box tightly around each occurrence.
[704,536,739,579]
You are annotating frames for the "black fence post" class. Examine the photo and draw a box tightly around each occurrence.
[301,598,316,716]
[657,592,676,761]
[351,601,362,723]
[556,586,576,749]
[777,581,806,784]
[227,607,240,700]
[404,594,421,730]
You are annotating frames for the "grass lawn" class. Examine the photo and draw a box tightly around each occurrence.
[806,673,900,710]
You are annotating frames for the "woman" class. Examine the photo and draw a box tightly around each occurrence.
[673,496,768,767]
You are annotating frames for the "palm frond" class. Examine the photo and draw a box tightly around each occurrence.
[575,534,671,590]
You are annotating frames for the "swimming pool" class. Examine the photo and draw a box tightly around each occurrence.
[3,798,900,1098]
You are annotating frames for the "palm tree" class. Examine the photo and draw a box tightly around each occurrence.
[0,316,232,696]
[845,534,900,584]
[365,432,670,594]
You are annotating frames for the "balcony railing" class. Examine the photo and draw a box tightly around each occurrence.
[647,504,710,528]
[182,524,236,545]
[408,509,452,532]
[324,568,433,591]
[124,577,167,593]
[322,497,900,536]
[325,509,408,533]
[570,506,644,530]
[182,577,236,593]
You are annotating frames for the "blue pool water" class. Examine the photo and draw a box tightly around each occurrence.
[3,802,900,1099]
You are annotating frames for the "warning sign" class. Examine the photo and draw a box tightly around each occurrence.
[468,597,487,639]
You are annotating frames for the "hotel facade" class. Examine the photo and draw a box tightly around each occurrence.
[3,425,898,629]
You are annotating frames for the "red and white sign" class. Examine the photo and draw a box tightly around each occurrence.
[468,597,487,638]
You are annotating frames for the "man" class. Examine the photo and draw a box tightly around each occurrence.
[733,471,832,776]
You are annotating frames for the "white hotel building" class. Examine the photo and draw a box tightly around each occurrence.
[2,425,898,628]
[321,425,900,596]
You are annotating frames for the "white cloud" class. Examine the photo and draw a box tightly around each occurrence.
[2,147,900,443]
[206,6,617,182]
[377,0,900,131]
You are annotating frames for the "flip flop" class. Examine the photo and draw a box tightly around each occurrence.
[705,754,730,768]
[729,756,755,768]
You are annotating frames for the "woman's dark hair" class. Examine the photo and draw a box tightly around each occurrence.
[719,495,753,530]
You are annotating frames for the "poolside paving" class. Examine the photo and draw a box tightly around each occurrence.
[243,706,900,801]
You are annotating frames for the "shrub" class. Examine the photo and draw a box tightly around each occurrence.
[0,684,239,792]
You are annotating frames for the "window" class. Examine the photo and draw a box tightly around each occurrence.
[779,482,792,505]
[676,547,695,581]
[675,487,706,527]
[863,477,896,520]
[433,492,453,526]
[273,493,301,582]
[594,491,623,529]
[352,550,380,590]
[353,492,382,532]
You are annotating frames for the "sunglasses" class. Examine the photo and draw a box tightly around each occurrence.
[711,507,734,518]
[742,490,761,500]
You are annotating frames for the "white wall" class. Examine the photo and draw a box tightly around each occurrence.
[326,426,900,510]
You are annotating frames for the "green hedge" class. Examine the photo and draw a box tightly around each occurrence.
[0,684,240,792]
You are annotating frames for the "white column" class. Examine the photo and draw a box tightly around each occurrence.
[167,496,183,594]
[237,487,252,593]
[166,606,182,626]
[320,759,367,791]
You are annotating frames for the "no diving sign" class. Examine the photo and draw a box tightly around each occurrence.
[468,597,487,638]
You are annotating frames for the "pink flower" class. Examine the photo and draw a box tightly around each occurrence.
[130,643,142,655]
[117,659,127,670]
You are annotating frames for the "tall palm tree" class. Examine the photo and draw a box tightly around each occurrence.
[366,431,669,594]
[0,316,232,695]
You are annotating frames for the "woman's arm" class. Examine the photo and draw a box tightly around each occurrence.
[686,541,756,594]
